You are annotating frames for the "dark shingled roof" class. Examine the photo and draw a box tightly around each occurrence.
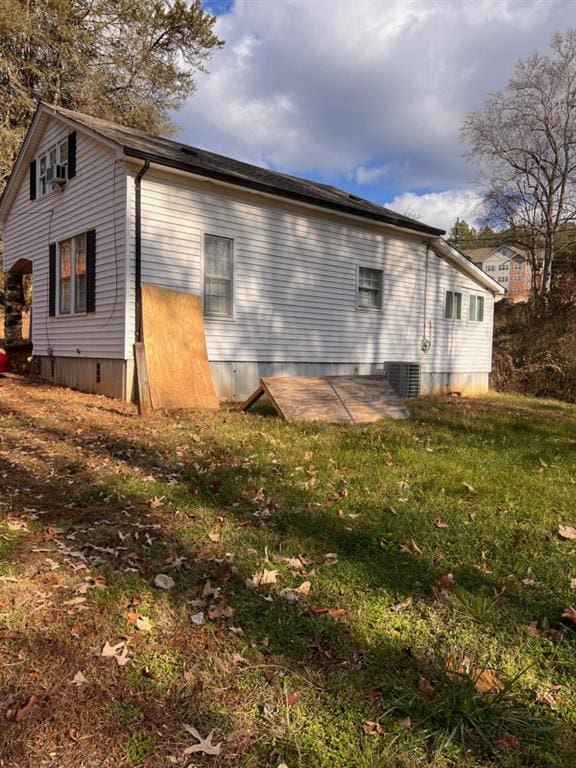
[50,104,445,237]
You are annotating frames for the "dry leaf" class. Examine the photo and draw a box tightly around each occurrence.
[15,695,37,722]
[417,677,438,700]
[71,671,87,686]
[463,482,476,493]
[190,612,205,626]
[62,596,87,606]
[361,720,383,735]
[149,496,165,509]
[323,553,339,565]
[246,569,279,589]
[390,597,413,613]
[398,716,412,729]
[496,734,519,750]
[208,603,234,620]
[101,641,130,666]
[135,615,153,632]
[400,539,422,554]
[286,692,300,706]
[561,605,576,623]
[182,724,222,756]
[154,573,175,590]
[473,669,505,694]
[208,531,220,543]
[558,525,576,540]
[434,517,449,529]
[570,579,576,590]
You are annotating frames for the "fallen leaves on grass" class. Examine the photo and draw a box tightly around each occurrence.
[101,641,130,666]
[15,695,37,721]
[473,669,505,695]
[462,482,476,493]
[280,581,311,603]
[149,496,165,509]
[390,597,413,613]
[417,677,438,700]
[309,606,348,618]
[182,724,222,756]
[323,553,339,566]
[561,605,576,623]
[208,602,234,620]
[496,734,519,751]
[245,569,279,589]
[190,612,205,626]
[71,671,88,686]
[400,540,422,555]
[208,531,220,543]
[558,525,576,540]
[153,573,175,590]
[434,517,449,529]
[361,721,383,735]
[286,692,300,706]
[135,615,153,632]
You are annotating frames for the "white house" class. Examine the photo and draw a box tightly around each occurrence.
[0,104,504,402]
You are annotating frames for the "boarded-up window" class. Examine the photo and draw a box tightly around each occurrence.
[204,234,233,317]
[469,294,484,322]
[445,290,462,320]
[358,267,383,309]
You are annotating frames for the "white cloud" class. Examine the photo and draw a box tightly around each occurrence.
[384,190,485,232]
[355,164,389,185]
[178,0,570,191]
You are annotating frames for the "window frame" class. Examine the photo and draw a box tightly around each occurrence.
[356,265,384,311]
[55,232,88,317]
[468,293,485,322]
[36,138,69,198]
[444,290,462,321]
[202,232,236,320]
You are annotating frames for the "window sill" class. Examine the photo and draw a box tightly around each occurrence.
[204,314,236,323]
[355,305,383,313]
[50,312,89,320]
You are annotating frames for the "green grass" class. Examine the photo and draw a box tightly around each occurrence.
[2,384,576,767]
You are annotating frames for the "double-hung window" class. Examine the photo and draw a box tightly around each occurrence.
[357,267,383,309]
[468,294,485,322]
[445,290,462,320]
[58,233,87,315]
[204,234,233,317]
[37,139,68,197]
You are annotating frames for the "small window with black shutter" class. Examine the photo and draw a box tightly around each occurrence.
[31,132,76,199]
[49,229,96,316]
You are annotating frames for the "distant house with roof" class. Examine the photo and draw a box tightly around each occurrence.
[465,245,532,302]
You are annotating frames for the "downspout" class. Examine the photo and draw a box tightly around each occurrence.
[134,159,150,343]
[421,245,432,353]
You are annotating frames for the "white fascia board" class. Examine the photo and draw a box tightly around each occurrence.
[432,238,506,295]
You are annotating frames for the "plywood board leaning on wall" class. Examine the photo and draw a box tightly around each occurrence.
[141,284,219,411]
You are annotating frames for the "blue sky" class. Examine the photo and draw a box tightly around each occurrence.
[178,0,573,230]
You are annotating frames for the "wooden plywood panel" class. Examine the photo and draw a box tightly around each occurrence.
[141,284,219,410]
[242,375,408,423]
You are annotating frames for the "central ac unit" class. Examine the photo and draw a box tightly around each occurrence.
[47,164,67,186]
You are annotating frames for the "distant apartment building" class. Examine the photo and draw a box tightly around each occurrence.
[465,245,532,302]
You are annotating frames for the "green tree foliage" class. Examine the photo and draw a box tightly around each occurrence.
[0,0,223,187]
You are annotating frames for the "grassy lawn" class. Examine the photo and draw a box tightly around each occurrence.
[1,376,575,767]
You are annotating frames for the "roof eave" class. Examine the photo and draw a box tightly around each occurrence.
[122,147,445,238]
[433,238,506,295]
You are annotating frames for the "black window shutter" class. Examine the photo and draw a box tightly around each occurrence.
[30,160,37,200]
[86,229,96,313]
[49,243,56,316]
[67,132,77,179]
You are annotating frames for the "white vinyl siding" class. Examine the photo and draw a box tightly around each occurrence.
[128,168,495,375]
[3,116,126,358]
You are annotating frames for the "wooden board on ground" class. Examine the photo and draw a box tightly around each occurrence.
[141,284,219,411]
[241,375,409,423]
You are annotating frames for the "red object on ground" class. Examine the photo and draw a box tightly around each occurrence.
[0,348,9,373]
